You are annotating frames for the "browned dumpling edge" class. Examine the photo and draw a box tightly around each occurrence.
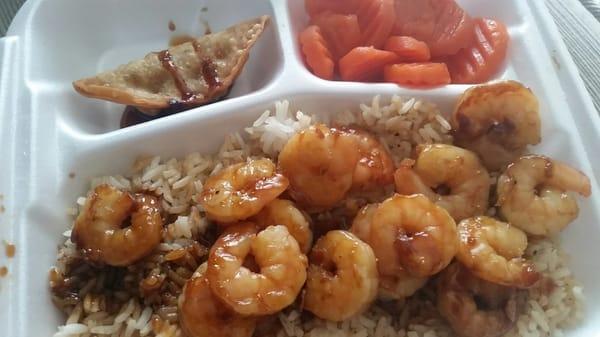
[72,15,270,112]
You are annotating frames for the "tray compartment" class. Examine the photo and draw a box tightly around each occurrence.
[24,0,285,134]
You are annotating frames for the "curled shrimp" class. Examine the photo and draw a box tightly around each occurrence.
[451,81,542,171]
[304,230,378,321]
[351,195,457,278]
[437,262,520,337]
[179,263,257,337]
[350,204,427,299]
[349,203,379,244]
[252,198,313,254]
[207,223,307,316]
[456,216,540,288]
[278,124,360,210]
[395,144,490,221]
[378,272,428,300]
[497,155,591,236]
[71,184,163,266]
[344,127,395,191]
[200,158,289,223]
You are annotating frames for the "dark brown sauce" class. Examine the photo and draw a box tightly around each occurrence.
[201,20,212,35]
[201,58,222,89]
[119,86,233,129]
[120,106,148,128]
[5,242,15,258]
[168,20,176,32]
[169,34,195,47]
[157,50,196,102]
[120,104,188,128]
[189,40,222,90]
[120,37,231,129]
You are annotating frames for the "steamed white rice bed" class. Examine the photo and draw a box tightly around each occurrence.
[54,96,582,337]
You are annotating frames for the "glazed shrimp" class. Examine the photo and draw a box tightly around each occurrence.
[343,127,395,191]
[378,272,428,300]
[394,144,490,221]
[278,124,360,210]
[350,204,428,299]
[456,216,540,288]
[179,263,257,337]
[451,81,541,171]
[437,263,520,337]
[350,202,400,276]
[252,198,313,254]
[369,194,457,277]
[304,230,378,321]
[349,203,379,244]
[497,155,591,236]
[71,184,163,266]
[207,223,307,316]
[200,158,289,223]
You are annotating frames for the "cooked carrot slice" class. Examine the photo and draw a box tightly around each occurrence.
[384,63,451,86]
[299,25,335,80]
[357,0,396,49]
[339,46,399,82]
[384,36,431,62]
[445,18,509,84]
[312,13,362,60]
[392,0,474,57]
[305,0,360,18]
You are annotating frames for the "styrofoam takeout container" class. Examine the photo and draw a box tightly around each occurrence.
[0,0,599,336]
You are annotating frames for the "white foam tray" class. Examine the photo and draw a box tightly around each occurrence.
[0,0,599,336]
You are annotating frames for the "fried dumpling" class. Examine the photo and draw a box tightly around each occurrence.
[73,16,270,113]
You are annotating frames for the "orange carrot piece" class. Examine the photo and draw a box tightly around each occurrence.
[339,46,399,82]
[312,13,362,60]
[305,0,360,18]
[392,0,475,57]
[384,36,431,62]
[384,63,451,86]
[299,25,335,80]
[357,0,396,49]
[445,18,509,84]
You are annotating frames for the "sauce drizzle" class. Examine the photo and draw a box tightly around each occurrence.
[121,39,230,128]
[202,20,212,35]
[201,59,222,89]
[157,50,196,102]
[190,41,222,90]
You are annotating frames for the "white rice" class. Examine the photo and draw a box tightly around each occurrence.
[53,97,582,337]
[245,100,316,158]
[54,298,181,337]
[246,95,452,167]
[275,237,582,337]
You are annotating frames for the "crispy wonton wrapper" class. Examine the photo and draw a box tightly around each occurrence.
[73,16,270,114]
